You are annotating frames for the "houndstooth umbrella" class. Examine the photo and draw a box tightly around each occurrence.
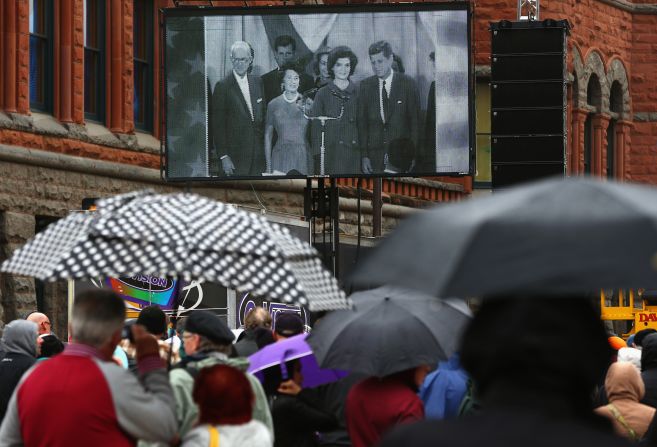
[1,191,350,311]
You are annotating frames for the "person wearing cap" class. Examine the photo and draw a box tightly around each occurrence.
[124,306,178,374]
[273,313,304,341]
[167,310,273,442]
[609,336,627,352]
[634,329,657,349]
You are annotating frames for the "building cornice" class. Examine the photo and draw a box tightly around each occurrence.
[596,0,657,14]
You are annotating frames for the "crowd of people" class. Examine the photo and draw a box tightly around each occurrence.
[210,35,436,177]
[6,291,657,446]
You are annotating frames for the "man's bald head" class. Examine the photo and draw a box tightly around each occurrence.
[27,312,51,335]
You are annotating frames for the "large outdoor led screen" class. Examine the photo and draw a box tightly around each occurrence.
[163,3,472,180]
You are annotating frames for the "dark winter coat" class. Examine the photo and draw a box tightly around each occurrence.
[309,80,360,175]
[272,393,337,447]
[379,407,632,447]
[641,334,657,408]
[297,373,365,446]
[234,330,260,358]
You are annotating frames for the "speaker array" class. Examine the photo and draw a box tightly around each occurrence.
[490,20,570,188]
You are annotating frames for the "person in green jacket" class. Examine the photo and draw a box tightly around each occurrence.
[169,310,273,442]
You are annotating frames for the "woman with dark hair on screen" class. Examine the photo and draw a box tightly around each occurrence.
[264,63,312,175]
[309,46,360,174]
[312,46,332,89]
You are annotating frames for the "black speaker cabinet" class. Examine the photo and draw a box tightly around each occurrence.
[490,20,570,189]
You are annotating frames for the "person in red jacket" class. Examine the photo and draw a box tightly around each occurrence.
[0,289,177,447]
[345,365,429,447]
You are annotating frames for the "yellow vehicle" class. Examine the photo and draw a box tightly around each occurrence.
[600,289,657,338]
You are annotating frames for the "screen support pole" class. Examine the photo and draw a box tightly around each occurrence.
[372,178,382,237]
[304,177,340,280]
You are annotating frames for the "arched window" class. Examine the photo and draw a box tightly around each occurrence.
[610,81,623,115]
[587,74,602,113]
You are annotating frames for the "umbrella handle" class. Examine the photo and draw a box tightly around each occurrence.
[280,361,289,381]
[279,348,294,380]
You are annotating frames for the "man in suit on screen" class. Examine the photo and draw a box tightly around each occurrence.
[261,35,314,105]
[358,40,420,174]
[211,41,266,176]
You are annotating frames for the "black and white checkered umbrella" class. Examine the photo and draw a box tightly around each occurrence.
[1,191,350,311]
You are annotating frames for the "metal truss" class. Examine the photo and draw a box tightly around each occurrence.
[517,0,539,20]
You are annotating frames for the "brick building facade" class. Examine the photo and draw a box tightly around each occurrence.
[472,0,657,182]
[0,0,655,333]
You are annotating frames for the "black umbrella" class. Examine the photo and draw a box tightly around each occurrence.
[306,286,471,377]
[352,177,657,298]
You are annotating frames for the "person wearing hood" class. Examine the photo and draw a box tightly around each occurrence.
[419,353,469,420]
[641,333,657,408]
[167,311,272,443]
[379,297,632,447]
[0,319,38,420]
[595,362,655,440]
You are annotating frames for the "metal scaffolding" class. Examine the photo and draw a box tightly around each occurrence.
[518,0,540,20]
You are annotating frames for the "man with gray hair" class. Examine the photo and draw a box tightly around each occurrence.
[0,289,177,446]
[211,40,266,176]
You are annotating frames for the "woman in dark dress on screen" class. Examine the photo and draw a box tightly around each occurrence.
[309,46,360,175]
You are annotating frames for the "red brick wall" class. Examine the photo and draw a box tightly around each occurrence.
[472,0,657,185]
[0,1,30,114]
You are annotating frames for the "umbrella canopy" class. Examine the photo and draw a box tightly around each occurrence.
[307,286,472,377]
[2,190,350,311]
[351,177,657,298]
[247,333,346,388]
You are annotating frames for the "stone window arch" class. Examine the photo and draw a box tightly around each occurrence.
[606,58,631,120]
[583,51,609,114]
[570,46,585,109]
[605,58,631,180]
[610,81,623,114]
[587,74,602,113]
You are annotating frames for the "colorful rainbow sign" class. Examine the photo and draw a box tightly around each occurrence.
[105,275,178,311]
